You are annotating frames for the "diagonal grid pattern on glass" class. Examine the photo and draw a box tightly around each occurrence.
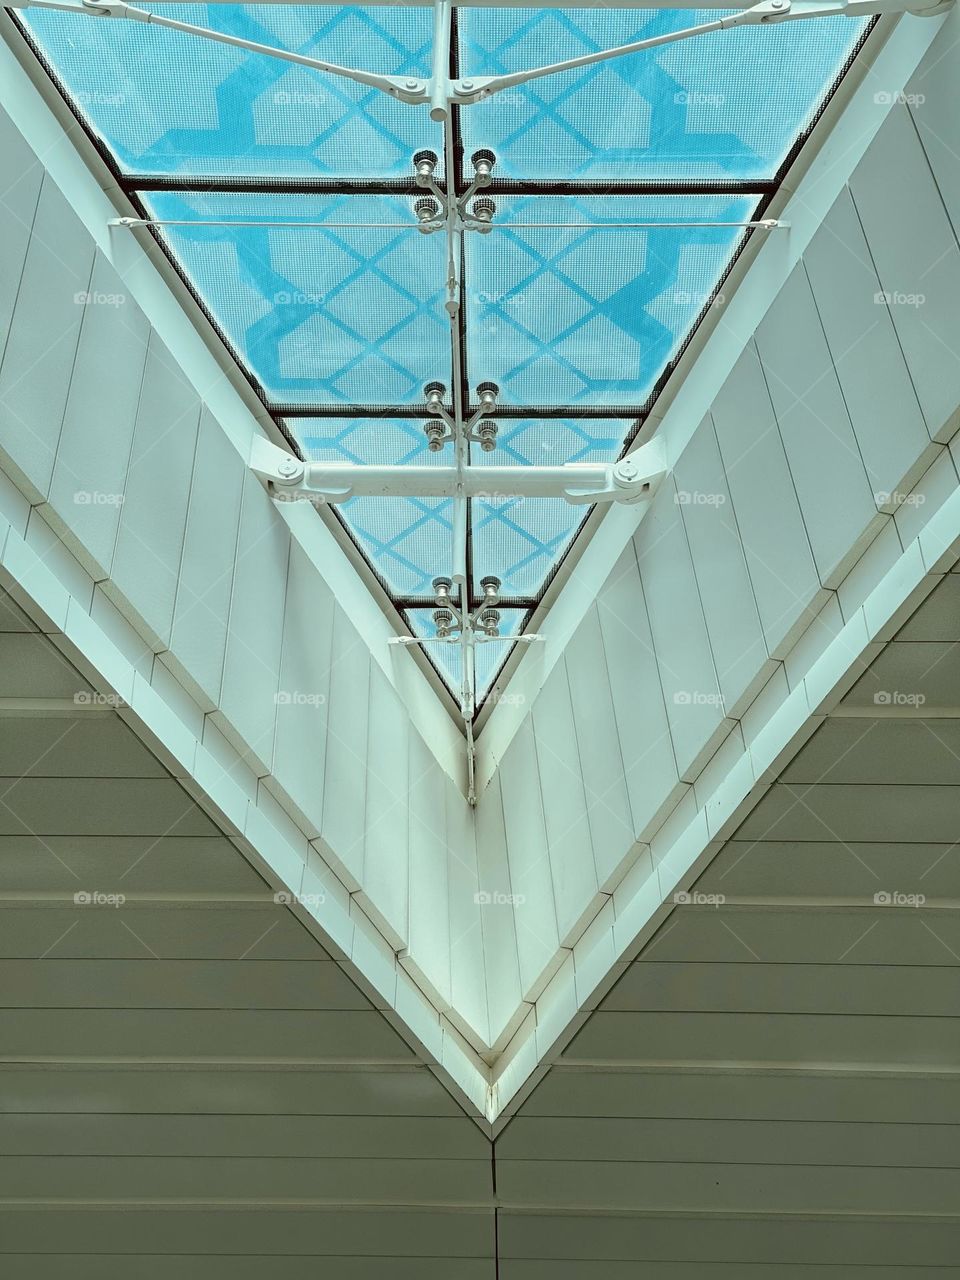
[15,2,872,724]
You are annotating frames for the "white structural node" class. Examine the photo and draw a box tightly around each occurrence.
[250,431,667,804]
[7,0,950,793]
[3,0,953,124]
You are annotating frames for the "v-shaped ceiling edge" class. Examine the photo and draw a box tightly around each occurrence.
[0,7,955,1124]
[0,10,468,791]
[4,428,958,1128]
[472,7,926,795]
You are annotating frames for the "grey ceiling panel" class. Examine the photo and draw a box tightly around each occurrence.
[0,662,493,1276]
[496,586,960,1272]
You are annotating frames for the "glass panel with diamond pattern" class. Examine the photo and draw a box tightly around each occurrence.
[17,3,870,708]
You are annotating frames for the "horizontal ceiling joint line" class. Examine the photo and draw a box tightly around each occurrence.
[122,177,778,197]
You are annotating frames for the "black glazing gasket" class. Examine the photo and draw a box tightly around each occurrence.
[10,10,877,708]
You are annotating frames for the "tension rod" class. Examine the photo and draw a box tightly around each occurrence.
[110,217,789,231]
[5,0,949,120]
[20,0,948,782]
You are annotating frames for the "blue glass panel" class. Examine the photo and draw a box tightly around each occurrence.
[335,496,454,596]
[287,418,452,595]
[465,195,752,407]
[474,418,630,468]
[141,192,449,405]
[294,416,441,466]
[460,8,866,180]
[21,5,440,177]
[405,608,528,702]
[16,2,871,710]
[470,419,631,597]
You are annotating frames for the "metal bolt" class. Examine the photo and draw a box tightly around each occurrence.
[277,458,300,479]
[433,607,455,638]
[476,381,499,413]
[433,576,454,608]
[479,576,501,606]
[476,419,498,453]
[477,605,500,638]
[471,149,497,186]
[424,381,446,414]
[471,198,496,234]
[413,149,438,186]
[415,197,440,231]
[424,421,447,452]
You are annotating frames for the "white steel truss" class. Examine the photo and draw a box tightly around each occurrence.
[8,0,950,795]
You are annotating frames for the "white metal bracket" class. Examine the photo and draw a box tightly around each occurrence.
[249,436,667,509]
[10,0,946,787]
[4,0,952,123]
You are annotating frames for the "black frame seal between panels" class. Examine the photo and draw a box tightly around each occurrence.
[8,6,879,681]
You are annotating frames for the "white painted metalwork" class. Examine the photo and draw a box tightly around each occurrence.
[250,439,667,508]
[110,217,789,230]
[9,0,948,794]
[3,0,951,125]
[250,432,666,803]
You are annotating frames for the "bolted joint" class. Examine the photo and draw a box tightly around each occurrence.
[414,196,441,231]
[477,605,501,638]
[471,197,496,233]
[412,149,439,186]
[475,419,498,453]
[424,420,448,452]
[432,607,456,639]
[475,381,499,413]
[423,381,447,414]
[479,575,501,607]
[432,575,454,608]
[471,148,497,186]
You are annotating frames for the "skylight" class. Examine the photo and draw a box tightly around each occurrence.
[16,2,870,723]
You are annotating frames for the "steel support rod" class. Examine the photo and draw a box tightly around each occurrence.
[285,464,625,500]
[7,0,943,117]
[429,0,452,121]
[110,217,788,230]
[250,439,667,502]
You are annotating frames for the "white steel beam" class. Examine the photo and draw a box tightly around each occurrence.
[1,0,950,122]
[249,438,667,507]
[3,0,951,8]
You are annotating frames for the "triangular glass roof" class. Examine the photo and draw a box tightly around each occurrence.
[17,3,869,709]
